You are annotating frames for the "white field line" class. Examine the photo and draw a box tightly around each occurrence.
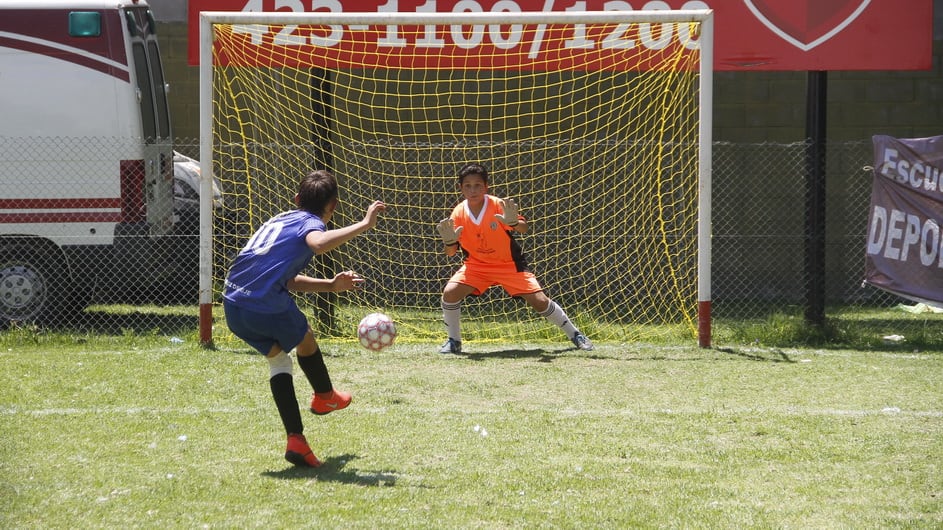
[0,406,260,416]
[556,407,943,418]
[2,405,941,418]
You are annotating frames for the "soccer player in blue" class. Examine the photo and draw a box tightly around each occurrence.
[223,169,386,467]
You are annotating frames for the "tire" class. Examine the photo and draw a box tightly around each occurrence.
[0,244,71,328]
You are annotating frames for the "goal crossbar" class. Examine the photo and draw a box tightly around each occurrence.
[199,10,712,26]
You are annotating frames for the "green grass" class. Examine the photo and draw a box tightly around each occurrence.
[717,306,943,351]
[2,309,942,528]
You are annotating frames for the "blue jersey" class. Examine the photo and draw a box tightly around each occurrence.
[223,209,325,313]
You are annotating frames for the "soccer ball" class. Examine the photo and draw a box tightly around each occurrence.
[357,312,396,351]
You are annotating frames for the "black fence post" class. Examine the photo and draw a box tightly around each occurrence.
[310,68,337,334]
[805,71,827,326]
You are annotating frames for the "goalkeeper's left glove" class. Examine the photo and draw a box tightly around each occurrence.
[436,218,463,245]
[494,198,520,227]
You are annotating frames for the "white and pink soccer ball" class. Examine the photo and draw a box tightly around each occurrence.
[357,312,396,351]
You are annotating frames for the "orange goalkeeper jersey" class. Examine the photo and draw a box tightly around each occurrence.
[450,195,529,270]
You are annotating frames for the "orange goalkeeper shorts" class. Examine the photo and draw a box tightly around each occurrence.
[448,262,543,297]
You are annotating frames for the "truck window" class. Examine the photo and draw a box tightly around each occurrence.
[132,42,157,140]
[129,16,170,141]
[147,40,171,139]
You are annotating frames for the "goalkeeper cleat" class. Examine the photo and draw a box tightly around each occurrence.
[438,338,462,354]
[285,433,322,467]
[310,389,352,415]
[571,332,595,351]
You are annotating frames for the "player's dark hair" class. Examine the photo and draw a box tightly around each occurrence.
[297,170,338,215]
[458,163,489,184]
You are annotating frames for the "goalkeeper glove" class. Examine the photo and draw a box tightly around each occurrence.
[436,218,463,245]
[494,198,520,227]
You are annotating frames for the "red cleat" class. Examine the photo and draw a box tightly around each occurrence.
[310,389,352,415]
[285,433,321,467]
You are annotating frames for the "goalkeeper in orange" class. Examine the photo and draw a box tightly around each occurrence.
[435,162,594,354]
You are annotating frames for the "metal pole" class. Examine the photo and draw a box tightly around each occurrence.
[804,71,827,326]
[198,13,215,346]
[698,12,714,348]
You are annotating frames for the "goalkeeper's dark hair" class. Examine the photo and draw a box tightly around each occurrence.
[458,163,489,184]
[297,169,338,215]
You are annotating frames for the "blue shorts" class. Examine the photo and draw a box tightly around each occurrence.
[223,301,308,355]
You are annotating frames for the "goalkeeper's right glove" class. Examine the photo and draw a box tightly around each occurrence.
[436,218,463,246]
[494,197,520,227]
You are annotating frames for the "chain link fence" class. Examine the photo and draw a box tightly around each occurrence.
[712,139,882,313]
[0,137,197,333]
[2,137,931,343]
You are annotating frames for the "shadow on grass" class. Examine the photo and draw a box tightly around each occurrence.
[462,346,567,362]
[461,345,653,363]
[261,454,400,486]
[715,347,796,363]
[69,310,199,336]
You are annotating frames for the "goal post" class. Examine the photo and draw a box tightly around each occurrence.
[198,9,713,348]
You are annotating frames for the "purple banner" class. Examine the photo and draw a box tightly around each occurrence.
[865,135,943,304]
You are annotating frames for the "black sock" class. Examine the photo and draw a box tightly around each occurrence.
[269,373,303,434]
[296,349,333,394]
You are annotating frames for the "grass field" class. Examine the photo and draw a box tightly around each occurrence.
[2,312,942,528]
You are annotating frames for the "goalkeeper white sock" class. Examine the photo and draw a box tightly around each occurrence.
[441,298,462,341]
[540,300,578,338]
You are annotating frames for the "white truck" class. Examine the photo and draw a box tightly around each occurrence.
[0,0,177,326]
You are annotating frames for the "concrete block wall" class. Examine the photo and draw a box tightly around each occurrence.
[158,23,200,142]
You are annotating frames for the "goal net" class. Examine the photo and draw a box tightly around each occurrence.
[199,9,713,348]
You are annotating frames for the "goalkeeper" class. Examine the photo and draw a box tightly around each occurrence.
[435,162,594,354]
[223,169,386,467]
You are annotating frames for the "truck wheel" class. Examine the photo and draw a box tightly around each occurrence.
[0,248,69,327]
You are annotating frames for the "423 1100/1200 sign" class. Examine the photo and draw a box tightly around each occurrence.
[187,0,707,70]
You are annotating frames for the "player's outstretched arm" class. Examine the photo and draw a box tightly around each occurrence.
[307,200,386,255]
[494,197,527,233]
[288,270,365,293]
